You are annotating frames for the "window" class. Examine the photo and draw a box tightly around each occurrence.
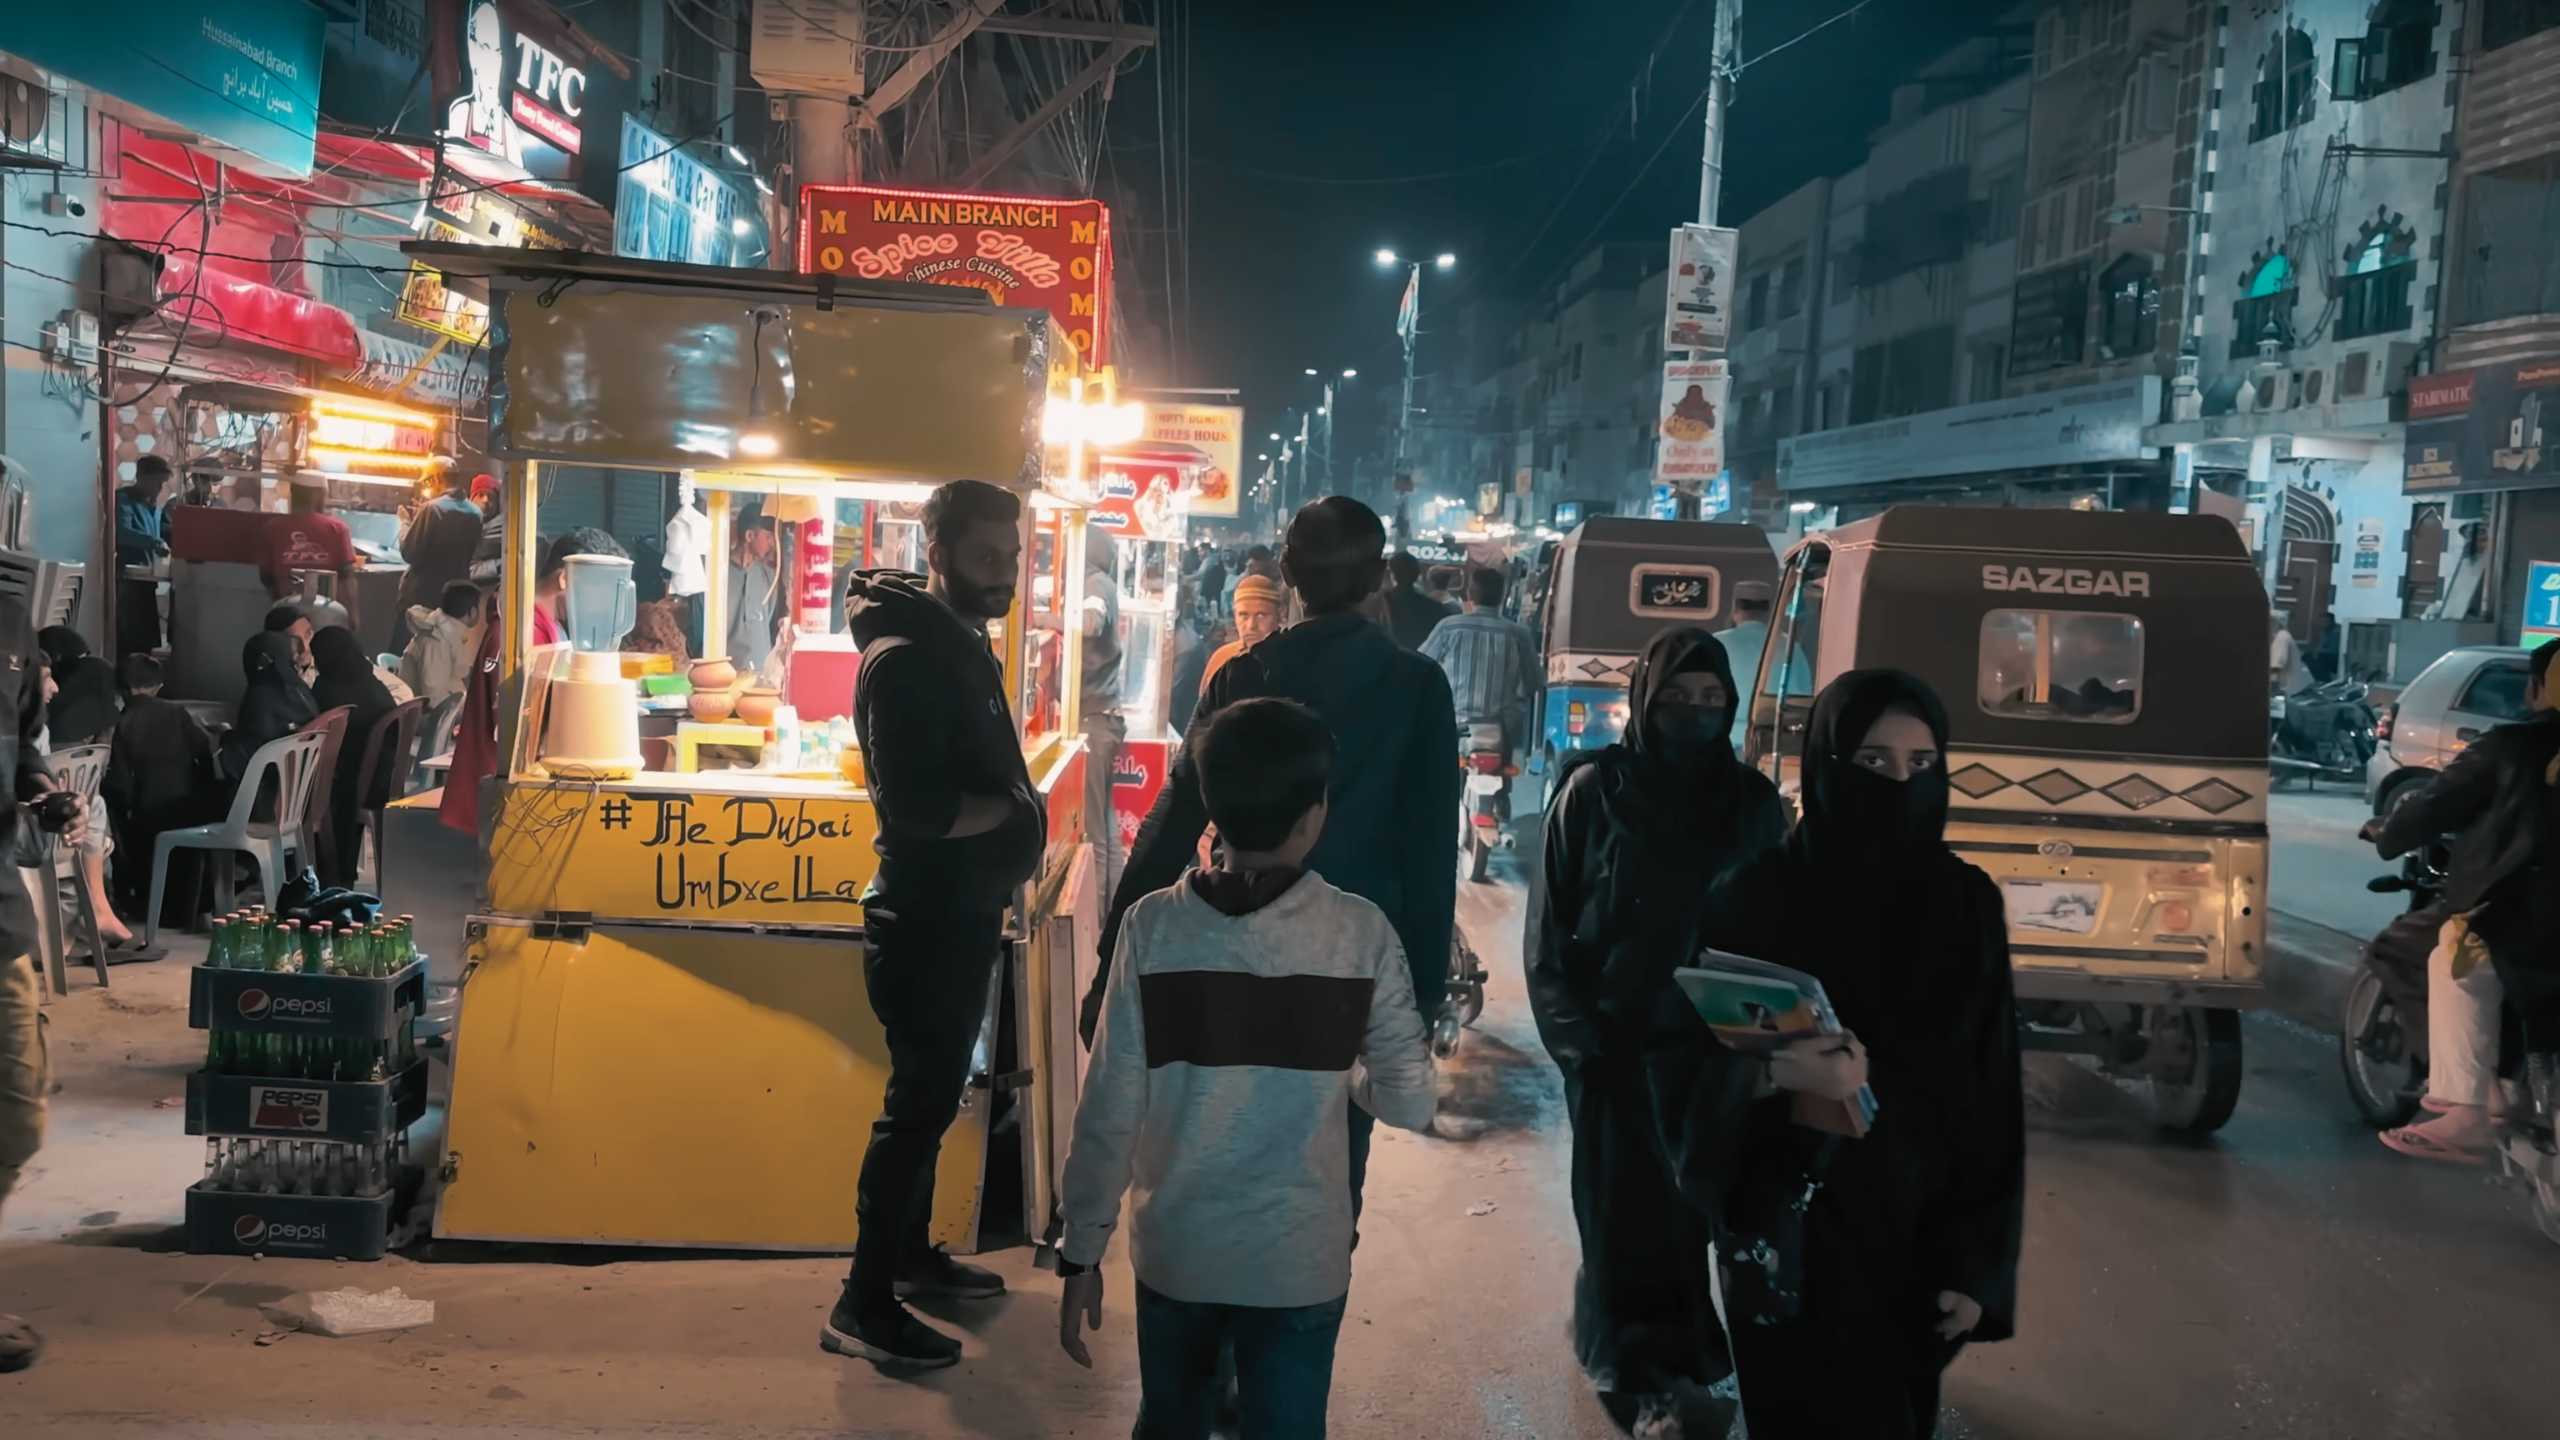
[2454,156,2560,326]
[2061,3,2082,65]
[2099,254,2159,358]
[1829,247,1855,299]
[2042,192,2066,261]
[2230,249,2298,358]
[1979,611,2145,724]
[2122,55,2177,142]
[2482,0,2560,52]
[2036,11,2058,75]
[2333,2,2438,100]
[1778,257,1805,319]
[2250,28,2318,142]
[1968,343,2006,401]
[2335,229,2416,339]
[1745,272,1769,329]
[1977,170,2024,244]
[1812,381,1834,430]
[2456,662,2533,720]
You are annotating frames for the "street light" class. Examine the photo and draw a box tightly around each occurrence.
[1434,252,1456,270]
[1303,367,1319,376]
[1374,248,1398,267]
[1342,368,1358,379]
[1269,432,1282,442]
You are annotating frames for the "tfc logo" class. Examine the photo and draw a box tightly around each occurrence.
[236,989,271,1021]
[1981,564,2152,598]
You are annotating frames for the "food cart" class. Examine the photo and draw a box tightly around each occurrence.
[1087,440,1207,855]
[406,243,1103,1252]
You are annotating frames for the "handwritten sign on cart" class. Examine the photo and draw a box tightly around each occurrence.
[487,785,882,926]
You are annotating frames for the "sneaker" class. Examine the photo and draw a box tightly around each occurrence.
[819,1286,961,1369]
[895,1247,1005,1300]
[0,1314,41,1374]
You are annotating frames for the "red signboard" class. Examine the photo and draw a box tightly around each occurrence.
[1088,458,1186,540]
[2406,368,2477,420]
[1111,739,1172,855]
[798,183,1113,363]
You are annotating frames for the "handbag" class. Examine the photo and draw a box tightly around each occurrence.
[1713,1134,1838,1325]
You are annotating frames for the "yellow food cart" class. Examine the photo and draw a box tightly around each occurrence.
[408,243,1105,1252]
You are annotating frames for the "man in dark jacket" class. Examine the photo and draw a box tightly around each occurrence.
[3,594,79,1372]
[2368,638,2560,1156]
[1085,496,1460,1205]
[823,480,1046,1371]
[396,463,485,617]
[1384,550,1456,651]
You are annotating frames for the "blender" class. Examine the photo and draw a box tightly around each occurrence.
[539,552,645,778]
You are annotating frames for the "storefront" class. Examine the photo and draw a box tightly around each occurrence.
[403,243,1109,1253]
[2403,359,2560,656]
[1776,376,2167,516]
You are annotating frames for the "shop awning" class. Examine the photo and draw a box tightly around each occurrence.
[310,130,615,238]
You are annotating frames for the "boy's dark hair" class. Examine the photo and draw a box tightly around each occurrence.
[440,579,483,620]
[1242,544,1273,566]
[1195,698,1333,853]
[1281,497,1388,616]
[134,455,173,486]
[1467,567,1507,608]
[922,479,1021,549]
[2531,637,2556,691]
[541,525,627,580]
[120,653,164,693]
[264,602,307,633]
[1388,550,1423,587]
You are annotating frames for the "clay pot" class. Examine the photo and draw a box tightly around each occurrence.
[734,686,782,727]
[688,688,736,722]
[688,657,738,693]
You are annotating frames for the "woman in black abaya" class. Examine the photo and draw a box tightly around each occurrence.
[1526,627,1787,1435]
[1647,668,2024,1440]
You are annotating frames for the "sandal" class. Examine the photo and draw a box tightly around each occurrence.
[2380,1123,2491,1165]
[103,937,166,964]
[0,1313,40,1373]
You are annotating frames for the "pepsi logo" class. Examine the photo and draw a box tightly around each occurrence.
[233,1214,266,1245]
[237,989,272,1021]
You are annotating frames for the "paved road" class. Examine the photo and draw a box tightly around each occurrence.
[2269,785,2402,941]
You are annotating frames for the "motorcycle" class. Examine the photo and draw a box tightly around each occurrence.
[1458,721,1514,885]
[2340,844,2560,1246]
[2271,676,2378,776]
[1434,931,1490,1059]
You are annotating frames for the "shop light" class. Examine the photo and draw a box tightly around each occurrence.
[1789,501,1819,513]
[725,144,750,167]
[308,445,438,473]
[735,426,782,459]
[1040,398,1146,448]
[731,217,753,237]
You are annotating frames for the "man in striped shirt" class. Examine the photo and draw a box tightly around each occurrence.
[1421,567,1542,763]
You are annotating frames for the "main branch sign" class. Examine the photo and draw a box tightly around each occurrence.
[800,184,1113,364]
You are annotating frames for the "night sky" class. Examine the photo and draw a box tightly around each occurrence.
[1137,0,2017,455]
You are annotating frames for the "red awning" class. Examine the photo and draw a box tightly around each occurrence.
[310,131,614,235]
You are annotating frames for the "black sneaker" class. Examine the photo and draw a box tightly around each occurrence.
[0,1314,41,1374]
[895,1247,1005,1300]
[819,1286,961,1369]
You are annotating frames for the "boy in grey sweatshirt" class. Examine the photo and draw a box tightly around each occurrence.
[1056,698,1436,1439]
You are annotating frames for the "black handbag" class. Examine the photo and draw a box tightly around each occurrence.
[1714,1138,1836,1325]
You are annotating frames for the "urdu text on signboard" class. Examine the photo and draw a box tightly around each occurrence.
[799,185,1113,365]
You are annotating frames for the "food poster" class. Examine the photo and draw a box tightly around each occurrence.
[1140,403,1244,516]
[1090,458,1187,541]
[1656,360,1730,484]
[1664,224,1737,352]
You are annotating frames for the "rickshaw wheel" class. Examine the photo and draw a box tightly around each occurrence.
[2149,1007,2244,1135]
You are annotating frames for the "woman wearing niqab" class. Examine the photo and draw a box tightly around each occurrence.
[1646,668,2024,1439]
[1526,626,1787,1433]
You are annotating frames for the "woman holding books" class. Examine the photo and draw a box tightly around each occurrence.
[1647,668,2024,1440]
[1526,626,1787,1437]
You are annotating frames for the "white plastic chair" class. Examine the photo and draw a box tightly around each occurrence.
[44,743,112,992]
[143,727,331,946]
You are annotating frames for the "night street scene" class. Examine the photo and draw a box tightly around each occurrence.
[5,1,2560,1437]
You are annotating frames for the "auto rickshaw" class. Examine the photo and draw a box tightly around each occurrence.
[1742,507,2269,1134]
[1537,517,1779,786]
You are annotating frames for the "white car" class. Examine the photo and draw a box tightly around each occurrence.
[2365,645,2535,815]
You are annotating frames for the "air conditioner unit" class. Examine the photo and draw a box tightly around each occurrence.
[2338,349,2372,399]
[752,0,864,97]
[0,70,68,170]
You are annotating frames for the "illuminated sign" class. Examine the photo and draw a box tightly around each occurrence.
[800,183,1113,363]
[1088,459,1185,540]
[442,0,598,189]
[309,397,440,474]
[1139,403,1243,518]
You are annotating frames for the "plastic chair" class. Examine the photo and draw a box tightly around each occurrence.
[350,698,426,890]
[297,706,354,887]
[143,727,331,946]
[43,743,112,992]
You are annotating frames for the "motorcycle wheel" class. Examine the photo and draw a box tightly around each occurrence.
[1467,832,1491,884]
[2339,970,2423,1128]
[2150,1006,2245,1135]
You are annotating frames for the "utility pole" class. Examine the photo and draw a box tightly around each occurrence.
[1321,381,1336,490]
[1676,0,1740,520]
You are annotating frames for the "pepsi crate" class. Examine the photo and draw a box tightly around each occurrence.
[189,959,426,1039]
[184,1061,428,1144]
[185,1182,394,1260]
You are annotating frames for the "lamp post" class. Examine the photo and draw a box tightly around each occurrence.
[1375,249,1455,535]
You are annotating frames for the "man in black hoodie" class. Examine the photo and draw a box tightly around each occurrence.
[825,480,1045,1370]
[1085,496,1460,1208]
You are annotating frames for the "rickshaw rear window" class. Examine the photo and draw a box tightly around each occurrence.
[1978,610,2144,724]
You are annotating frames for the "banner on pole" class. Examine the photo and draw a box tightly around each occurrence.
[1395,266,1419,340]
[1664,224,1737,352]
[1655,359,1729,486]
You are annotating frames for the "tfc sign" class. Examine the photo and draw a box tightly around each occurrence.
[799,184,1113,364]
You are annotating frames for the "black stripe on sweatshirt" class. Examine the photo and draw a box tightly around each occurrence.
[1138,970,1374,1072]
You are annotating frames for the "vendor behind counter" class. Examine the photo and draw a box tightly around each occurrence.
[163,481,374,705]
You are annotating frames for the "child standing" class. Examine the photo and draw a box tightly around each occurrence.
[1056,698,1435,1439]
[400,579,485,711]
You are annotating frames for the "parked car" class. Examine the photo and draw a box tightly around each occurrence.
[2365,645,2534,815]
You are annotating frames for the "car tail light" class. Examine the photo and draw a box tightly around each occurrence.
[2375,703,2396,743]
[1566,701,1587,737]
